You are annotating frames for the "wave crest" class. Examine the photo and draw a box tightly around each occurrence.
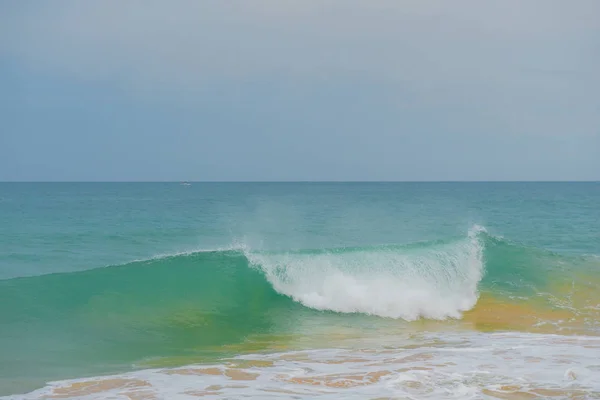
[245,226,485,320]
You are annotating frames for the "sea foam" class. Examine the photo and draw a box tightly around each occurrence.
[245,226,486,320]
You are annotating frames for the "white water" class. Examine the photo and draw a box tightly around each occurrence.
[246,226,485,320]
[10,331,600,399]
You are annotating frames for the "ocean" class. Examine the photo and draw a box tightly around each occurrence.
[1,182,599,399]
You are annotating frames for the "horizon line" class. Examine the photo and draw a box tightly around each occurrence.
[1,180,599,184]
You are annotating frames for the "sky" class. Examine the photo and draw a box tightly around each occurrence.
[1,1,599,181]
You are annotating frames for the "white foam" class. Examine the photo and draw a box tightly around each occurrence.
[10,331,600,399]
[245,226,485,320]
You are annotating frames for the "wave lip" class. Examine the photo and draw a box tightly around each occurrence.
[246,226,486,321]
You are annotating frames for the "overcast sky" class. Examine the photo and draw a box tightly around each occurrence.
[1,1,599,181]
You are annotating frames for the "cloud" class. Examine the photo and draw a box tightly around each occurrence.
[1,1,599,181]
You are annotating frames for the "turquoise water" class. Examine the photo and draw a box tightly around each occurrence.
[1,182,599,398]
